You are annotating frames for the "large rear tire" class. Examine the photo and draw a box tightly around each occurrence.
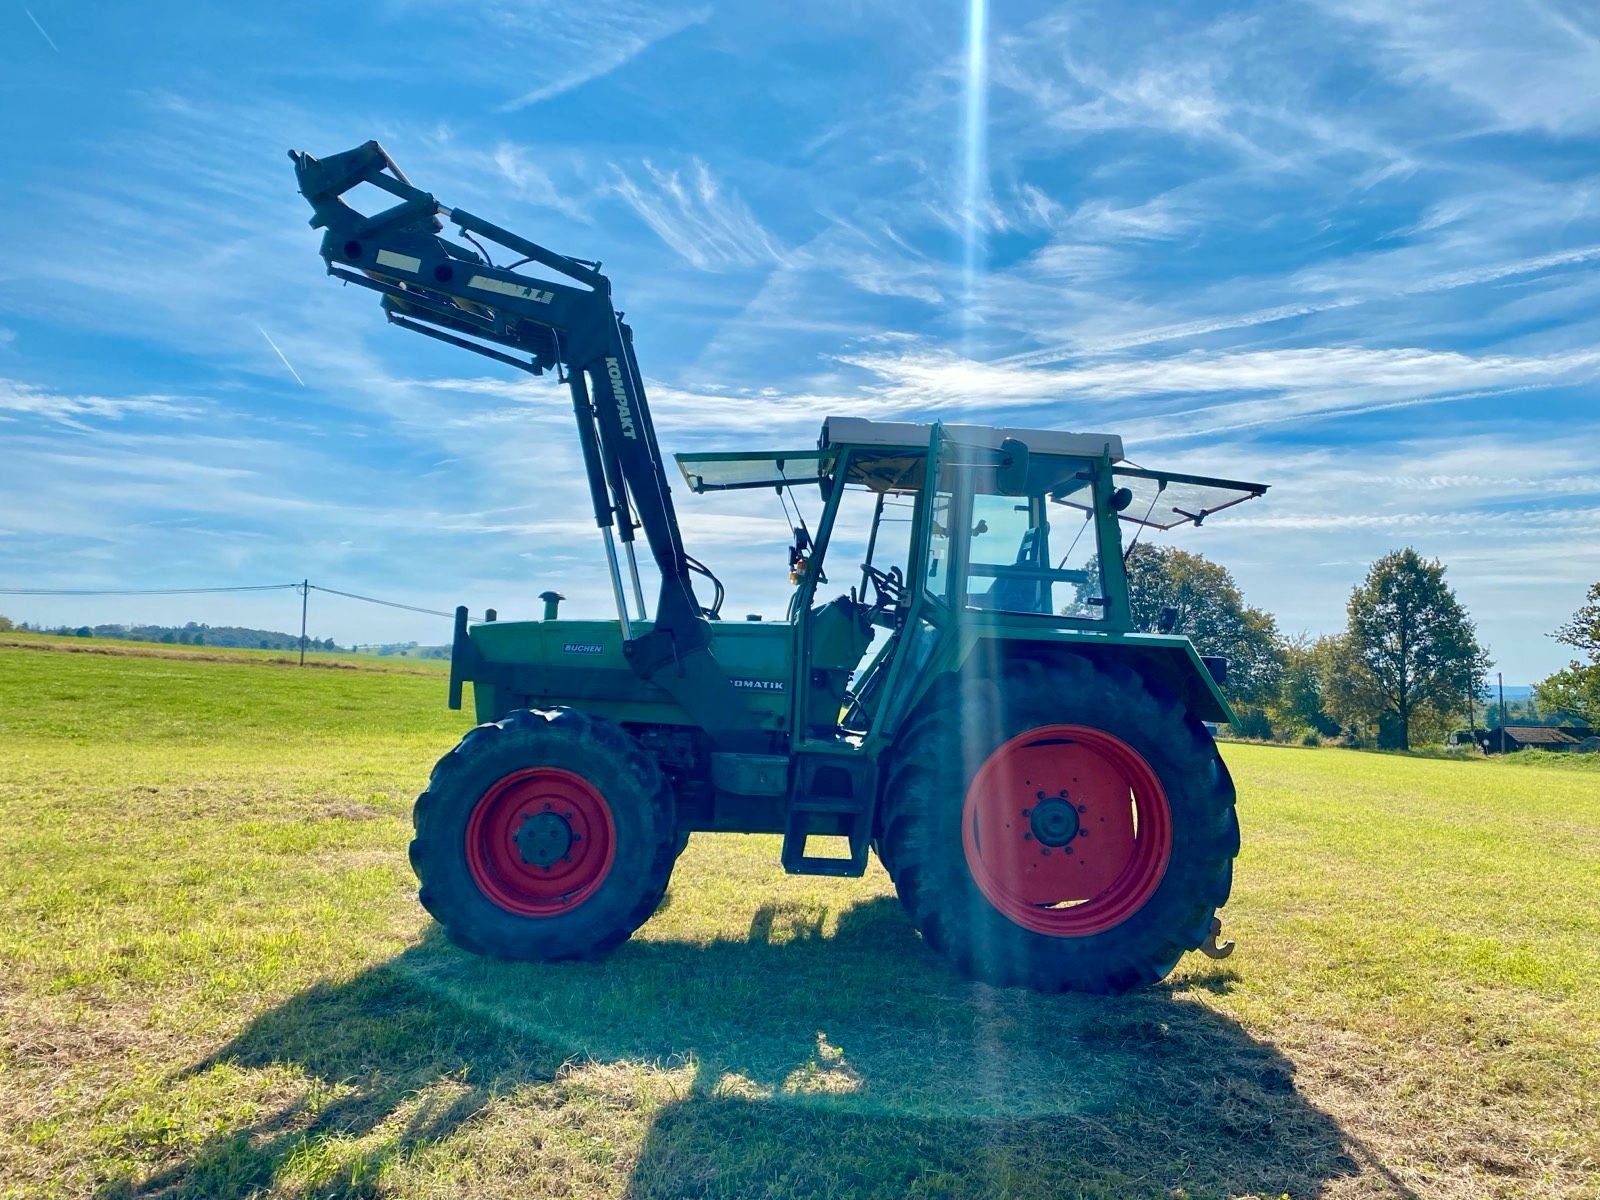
[411,708,676,961]
[877,655,1237,994]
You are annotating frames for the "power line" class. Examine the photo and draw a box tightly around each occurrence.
[2,578,491,666]
[0,580,478,620]
[306,584,458,620]
[0,584,300,596]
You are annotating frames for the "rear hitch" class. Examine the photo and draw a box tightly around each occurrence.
[1200,915,1235,959]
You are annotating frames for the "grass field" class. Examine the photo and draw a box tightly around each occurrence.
[1,635,1596,1199]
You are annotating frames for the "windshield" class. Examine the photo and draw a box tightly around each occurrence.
[963,492,1106,619]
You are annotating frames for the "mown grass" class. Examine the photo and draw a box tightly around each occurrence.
[0,637,1595,1198]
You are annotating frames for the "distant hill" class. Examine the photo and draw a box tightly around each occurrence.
[27,622,340,651]
[9,620,453,659]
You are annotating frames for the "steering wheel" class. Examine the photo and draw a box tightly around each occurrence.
[861,564,905,626]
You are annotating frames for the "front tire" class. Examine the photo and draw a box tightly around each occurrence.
[877,655,1237,993]
[411,708,676,961]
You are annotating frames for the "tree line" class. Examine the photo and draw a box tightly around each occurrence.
[0,617,452,660]
[1124,544,1596,750]
[0,619,340,652]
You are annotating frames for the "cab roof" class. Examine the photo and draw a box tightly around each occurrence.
[673,417,1266,531]
[675,416,1124,495]
[821,416,1124,461]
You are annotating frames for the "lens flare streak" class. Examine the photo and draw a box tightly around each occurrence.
[960,0,989,358]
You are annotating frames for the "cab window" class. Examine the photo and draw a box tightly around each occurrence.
[963,489,1106,619]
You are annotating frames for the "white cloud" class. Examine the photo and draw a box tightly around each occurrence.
[0,378,198,425]
[1067,197,1198,241]
[610,158,787,272]
[988,9,1411,174]
[1320,0,1600,135]
[841,344,1600,432]
[998,241,1600,368]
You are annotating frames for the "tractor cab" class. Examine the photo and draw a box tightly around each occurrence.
[677,417,1266,753]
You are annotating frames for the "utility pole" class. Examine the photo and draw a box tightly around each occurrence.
[300,579,309,667]
[1497,670,1506,754]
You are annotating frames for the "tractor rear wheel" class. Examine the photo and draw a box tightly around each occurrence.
[877,655,1237,993]
[411,707,676,961]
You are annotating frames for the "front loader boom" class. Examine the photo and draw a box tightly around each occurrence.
[289,141,757,748]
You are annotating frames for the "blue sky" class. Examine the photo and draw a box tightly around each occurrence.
[3,0,1597,680]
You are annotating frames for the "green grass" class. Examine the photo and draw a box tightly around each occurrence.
[1,636,1596,1199]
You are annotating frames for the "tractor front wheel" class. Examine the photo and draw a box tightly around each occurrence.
[877,655,1238,993]
[411,708,676,961]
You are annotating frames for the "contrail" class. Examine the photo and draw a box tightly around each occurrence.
[23,6,59,52]
[254,323,305,387]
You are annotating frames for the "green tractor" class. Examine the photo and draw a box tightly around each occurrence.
[292,142,1267,993]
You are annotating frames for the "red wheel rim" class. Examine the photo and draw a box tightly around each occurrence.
[465,767,616,916]
[962,724,1171,937]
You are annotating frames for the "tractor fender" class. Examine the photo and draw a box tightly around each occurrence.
[949,632,1236,727]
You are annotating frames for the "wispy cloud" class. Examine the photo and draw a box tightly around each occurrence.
[834,343,1600,444]
[0,378,197,425]
[998,242,1600,367]
[989,10,1411,175]
[1319,0,1600,135]
[1066,197,1199,242]
[610,158,787,271]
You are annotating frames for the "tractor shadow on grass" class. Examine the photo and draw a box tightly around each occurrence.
[108,895,1387,1199]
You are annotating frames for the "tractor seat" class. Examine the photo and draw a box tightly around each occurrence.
[988,529,1050,614]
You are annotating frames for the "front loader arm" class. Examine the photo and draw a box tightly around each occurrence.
[290,141,757,749]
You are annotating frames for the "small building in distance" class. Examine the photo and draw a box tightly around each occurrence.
[1475,724,1596,754]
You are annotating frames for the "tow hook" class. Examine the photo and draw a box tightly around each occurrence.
[1200,915,1235,960]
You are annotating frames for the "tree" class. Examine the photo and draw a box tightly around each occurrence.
[0,614,13,633]
[1337,549,1488,750]
[1533,669,1599,724]
[1534,582,1600,724]
[1554,582,1600,660]
[1118,544,1286,707]
[1267,633,1341,738]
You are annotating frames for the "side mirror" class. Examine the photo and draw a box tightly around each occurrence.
[1157,605,1179,634]
[997,437,1030,495]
